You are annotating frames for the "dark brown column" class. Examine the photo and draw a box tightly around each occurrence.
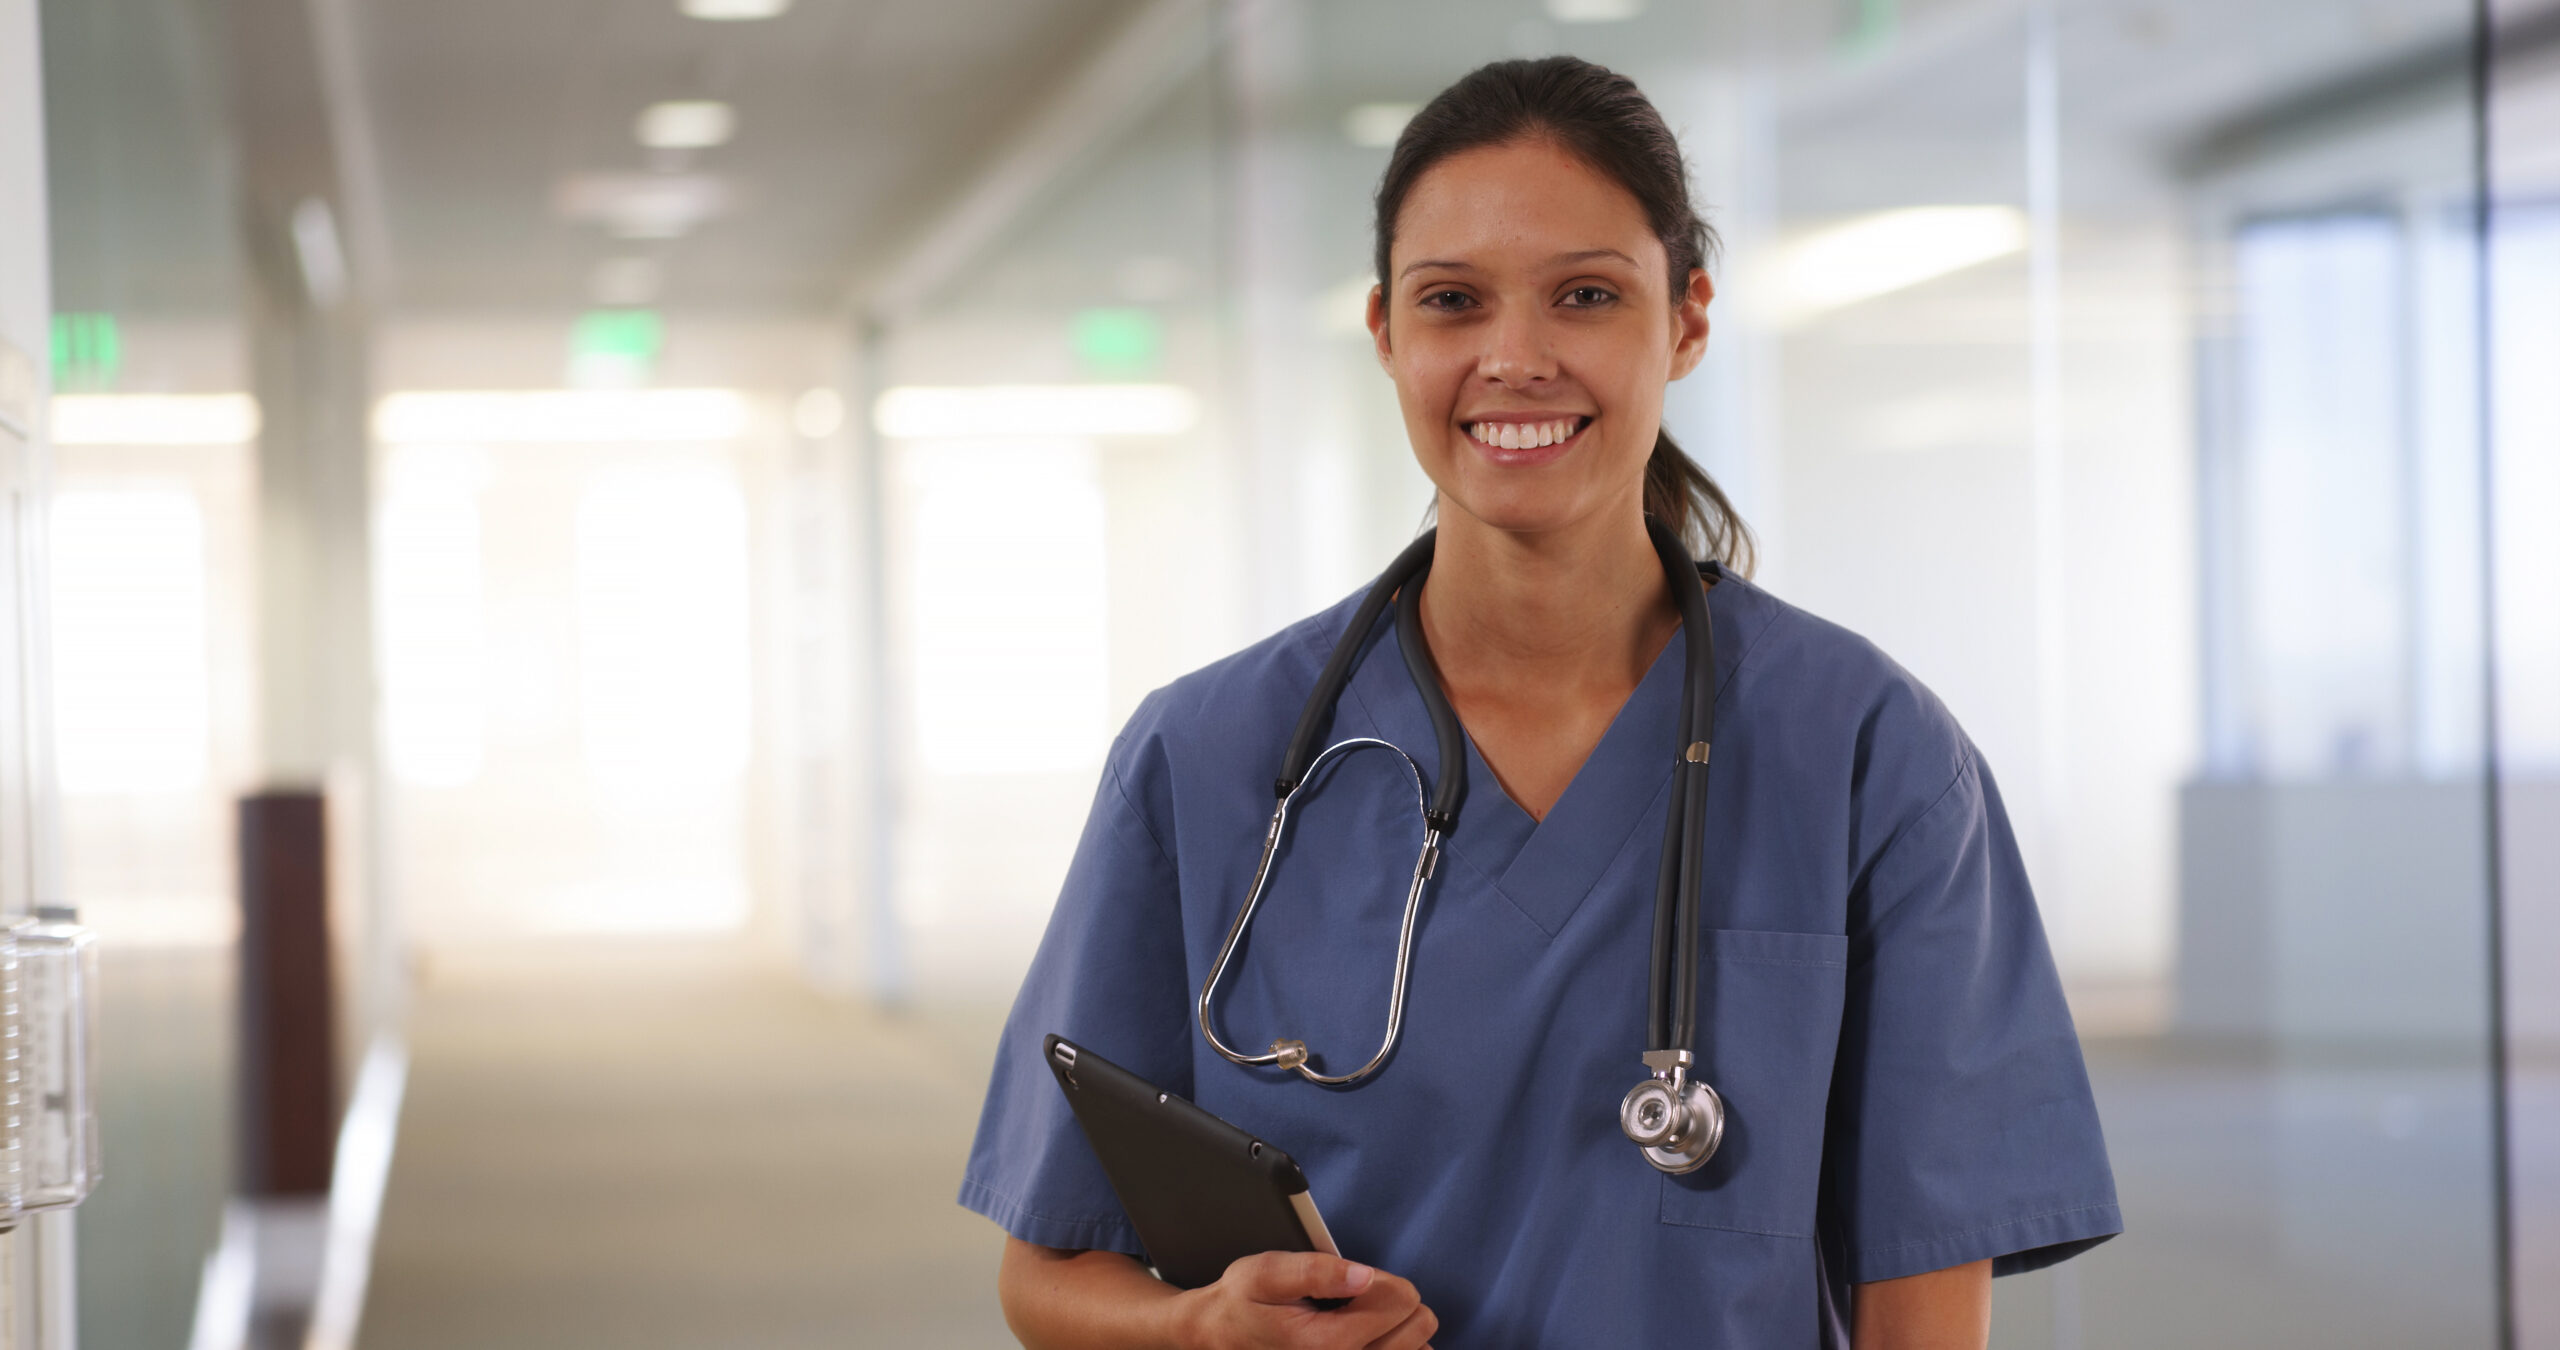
[238,789,335,1196]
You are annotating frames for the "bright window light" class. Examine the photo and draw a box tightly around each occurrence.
[378,446,490,789]
[51,394,259,446]
[792,387,844,439]
[49,488,212,795]
[874,384,1197,439]
[681,0,790,17]
[574,465,751,792]
[1776,206,2028,317]
[635,100,736,151]
[373,389,751,445]
[907,441,1109,775]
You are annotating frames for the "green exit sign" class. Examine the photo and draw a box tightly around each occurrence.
[574,309,663,360]
[51,313,120,390]
[1072,308,1160,376]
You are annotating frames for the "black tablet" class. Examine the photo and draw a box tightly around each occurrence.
[1043,1034,1340,1291]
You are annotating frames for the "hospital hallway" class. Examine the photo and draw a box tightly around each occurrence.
[360,945,1013,1350]
[350,941,2560,1350]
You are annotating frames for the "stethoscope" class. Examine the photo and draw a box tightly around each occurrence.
[1196,516,1727,1175]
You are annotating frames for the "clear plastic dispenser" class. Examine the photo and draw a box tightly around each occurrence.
[3,913,101,1224]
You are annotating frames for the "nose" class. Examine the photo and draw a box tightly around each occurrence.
[1476,304,1556,388]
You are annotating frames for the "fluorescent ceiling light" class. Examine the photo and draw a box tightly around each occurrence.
[373,390,752,445]
[555,173,732,240]
[291,198,348,309]
[874,384,1198,439]
[1312,275,1377,337]
[1547,0,1644,20]
[1342,102,1419,149]
[681,0,790,16]
[635,100,736,151]
[51,394,261,446]
[1776,206,2027,316]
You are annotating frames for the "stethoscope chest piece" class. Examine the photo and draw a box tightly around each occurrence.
[1620,1049,1724,1175]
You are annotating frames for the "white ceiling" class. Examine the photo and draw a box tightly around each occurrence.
[353,0,1149,314]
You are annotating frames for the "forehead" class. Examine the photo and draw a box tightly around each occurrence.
[1390,136,1663,275]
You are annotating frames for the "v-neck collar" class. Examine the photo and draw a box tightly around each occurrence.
[1321,564,1749,938]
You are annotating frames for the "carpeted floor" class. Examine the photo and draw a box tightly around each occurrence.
[360,943,1017,1350]
[354,941,2556,1350]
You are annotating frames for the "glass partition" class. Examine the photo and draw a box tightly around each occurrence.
[879,0,2517,1342]
[42,0,253,1344]
[2490,7,2560,1346]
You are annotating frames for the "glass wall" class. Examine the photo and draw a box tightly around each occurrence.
[866,1,2529,1343]
[31,0,2545,1343]
[41,0,252,1343]
[2491,6,2560,1346]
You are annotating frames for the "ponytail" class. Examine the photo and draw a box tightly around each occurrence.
[1644,430,1756,577]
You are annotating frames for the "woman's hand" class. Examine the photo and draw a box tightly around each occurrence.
[998,1239,1436,1350]
[1167,1250,1438,1350]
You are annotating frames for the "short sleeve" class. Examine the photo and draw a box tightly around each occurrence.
[1823,747,2122,1283]
[956,728,1192,1256]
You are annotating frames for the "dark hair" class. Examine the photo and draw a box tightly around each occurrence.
[1373,56,1756,576]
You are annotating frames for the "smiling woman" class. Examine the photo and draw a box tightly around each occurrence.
[1368,63,1751,583]
[965,56,2117,1350]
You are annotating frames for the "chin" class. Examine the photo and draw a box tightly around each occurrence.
[1438,487,1600,539]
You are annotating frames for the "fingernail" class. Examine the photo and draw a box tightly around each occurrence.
[1342,1262,1374,1293]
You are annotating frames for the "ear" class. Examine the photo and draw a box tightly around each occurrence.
[1366,283,1392,371]
[1666,267,1714,381]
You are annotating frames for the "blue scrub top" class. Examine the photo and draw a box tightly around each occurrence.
[961,563,2120,1347]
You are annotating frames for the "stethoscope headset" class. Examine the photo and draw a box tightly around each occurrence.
[1196,515,1728,1175]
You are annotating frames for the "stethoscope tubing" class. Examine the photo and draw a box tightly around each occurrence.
[1195,737,1444,1085]
[1199,517,1720,1091]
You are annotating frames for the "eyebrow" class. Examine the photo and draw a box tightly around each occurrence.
[1397,248,1644,281]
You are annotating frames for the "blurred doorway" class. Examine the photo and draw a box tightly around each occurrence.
[378,425,756,947]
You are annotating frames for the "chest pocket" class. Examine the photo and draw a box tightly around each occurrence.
[1656,927,1850,1238]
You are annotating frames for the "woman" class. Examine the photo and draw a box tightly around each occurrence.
[962,56,2118,1349]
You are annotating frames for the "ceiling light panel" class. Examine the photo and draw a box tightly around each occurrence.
[680,0,791,17]
[1342,103,1419,149]
[635,100,737,150]
[555,173,732,240]
[874,385,1199,439]
[52,394,262,446]
[1546,0,1644,20]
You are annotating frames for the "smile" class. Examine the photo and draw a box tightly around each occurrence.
[1465,416,1590,451]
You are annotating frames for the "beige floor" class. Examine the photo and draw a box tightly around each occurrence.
[355,942,2554,1350]
[360,943,1018,1349]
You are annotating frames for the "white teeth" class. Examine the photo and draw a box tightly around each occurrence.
[1470,418,1582,448]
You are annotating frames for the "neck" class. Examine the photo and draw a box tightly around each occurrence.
[1419,495,1676,696]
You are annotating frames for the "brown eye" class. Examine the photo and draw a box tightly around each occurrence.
[1421,289,1475,311]
[1562,285,1617,307]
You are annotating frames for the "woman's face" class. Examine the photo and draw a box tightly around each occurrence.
[1370,136,1711,542]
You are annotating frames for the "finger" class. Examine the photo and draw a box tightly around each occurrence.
[1341,1270,1421,1319]
[1362,1302,1439,1350]
[1228,1249,1376,1304]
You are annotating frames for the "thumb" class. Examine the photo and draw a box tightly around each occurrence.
[1317,1258,1375,1299]
[1232,1250,1374,1303]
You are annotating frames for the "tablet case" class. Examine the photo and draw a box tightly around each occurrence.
[1043,1033,1340,1291]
